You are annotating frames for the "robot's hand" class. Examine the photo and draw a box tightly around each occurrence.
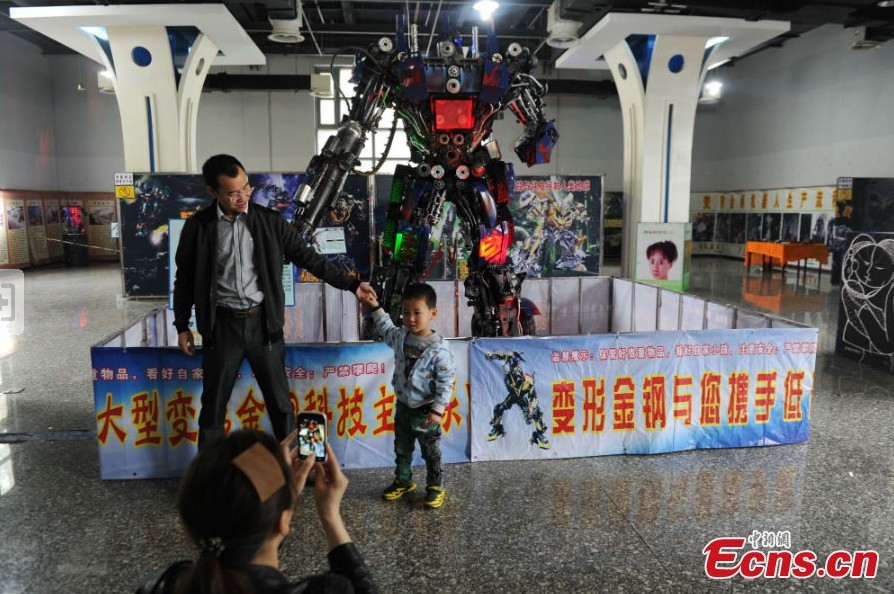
[514,120,558,166]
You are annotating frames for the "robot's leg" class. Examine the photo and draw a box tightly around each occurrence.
[529,403,551,449]
[487,397,512,440]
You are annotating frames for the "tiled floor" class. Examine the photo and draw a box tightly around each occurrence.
[1,259,891,593]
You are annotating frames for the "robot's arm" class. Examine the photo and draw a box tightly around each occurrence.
[292,43,395,239]
[507,72,559,167]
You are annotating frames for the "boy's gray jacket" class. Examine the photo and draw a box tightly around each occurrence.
[371,308,456,414]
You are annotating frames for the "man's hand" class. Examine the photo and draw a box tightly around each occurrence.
[355,282,378,307]
[178,331,195,356]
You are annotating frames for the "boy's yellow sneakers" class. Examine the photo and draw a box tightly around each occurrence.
[424,485,446,509]
[382,480,416,501]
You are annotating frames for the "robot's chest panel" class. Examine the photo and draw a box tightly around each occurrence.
[422,64,481,94]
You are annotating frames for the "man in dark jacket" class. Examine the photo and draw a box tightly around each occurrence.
[174,154,376,447]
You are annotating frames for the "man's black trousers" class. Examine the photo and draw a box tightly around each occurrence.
[197,309,294,448]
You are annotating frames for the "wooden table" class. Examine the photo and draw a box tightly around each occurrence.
[744,241,829,273]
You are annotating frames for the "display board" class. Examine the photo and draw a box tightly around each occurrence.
[93,327,816,479]
[690,186,835,265]
[0,190,116,269]
[117,173,371,297]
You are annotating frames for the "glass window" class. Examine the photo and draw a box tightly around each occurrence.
[316,66,411,175]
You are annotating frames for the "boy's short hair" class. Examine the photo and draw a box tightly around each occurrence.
[202,154,245,190]
[402,283,437,309]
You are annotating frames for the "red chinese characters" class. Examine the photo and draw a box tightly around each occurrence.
[754,371,777,423]
[551,380,576,435]
[582,377,606,433]
[642,374,667,431]
[699,372,722,426]
[372,386,396,437]
[166,388,198,447]
[235,388,267,430]
[612,376,635,431]
[727,371,749,426]
[783,370,806,422]
[673,375,693,426]
[131,390,162,446]
[336,386,368,438]
[96,392,127,445]
[303,387,333,423]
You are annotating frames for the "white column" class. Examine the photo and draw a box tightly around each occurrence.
[91,28,218,172]
[604,35,714,277]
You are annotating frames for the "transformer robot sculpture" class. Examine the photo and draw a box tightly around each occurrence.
[292,17,558,337]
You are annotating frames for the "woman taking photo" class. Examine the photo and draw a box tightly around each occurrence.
[137,429,378,594]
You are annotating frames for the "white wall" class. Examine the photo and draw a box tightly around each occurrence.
[3,24,892,195]
[0,34,57,190]
[51,55,124,190]
[692,24,894,191]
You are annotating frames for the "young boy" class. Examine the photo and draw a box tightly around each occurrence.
[364,283,456,509]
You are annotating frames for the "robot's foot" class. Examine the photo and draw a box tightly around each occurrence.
[486,426,506,441]
[531,434,551,450]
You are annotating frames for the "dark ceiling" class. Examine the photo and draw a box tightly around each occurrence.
[2,0,894,64]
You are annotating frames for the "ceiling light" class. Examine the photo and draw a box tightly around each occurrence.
[877,1,894,7]
[700,80,722,103]
[473,1,500,21]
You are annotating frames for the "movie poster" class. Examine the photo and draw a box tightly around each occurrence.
[510,176,603,277]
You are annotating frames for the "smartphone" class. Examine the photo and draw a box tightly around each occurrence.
[295,412,327,462]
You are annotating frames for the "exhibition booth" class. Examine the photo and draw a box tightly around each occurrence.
[91,276,817,479]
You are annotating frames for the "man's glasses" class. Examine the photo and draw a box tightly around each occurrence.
[224,183,252,199]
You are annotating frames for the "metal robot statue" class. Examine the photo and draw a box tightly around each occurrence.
[292,17,558,336]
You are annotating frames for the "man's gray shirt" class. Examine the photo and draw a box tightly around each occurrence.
[215,203,264,309]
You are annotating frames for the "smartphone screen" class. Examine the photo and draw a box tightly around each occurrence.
[297,413,326,462]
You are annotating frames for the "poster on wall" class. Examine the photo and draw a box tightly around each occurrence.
[603,191,623,259]
[26,199,49,264]
[691,187,835,261]
[86,199,117,260]
[510,176,602,278]
[0,197,8,265]
[119,173,370,298]
[836,231,894,373]
[635,222,691,291]
[5,199,29,266]
[44,199,63,259]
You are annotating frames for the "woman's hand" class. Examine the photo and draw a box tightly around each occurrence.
[312,444,352,548]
